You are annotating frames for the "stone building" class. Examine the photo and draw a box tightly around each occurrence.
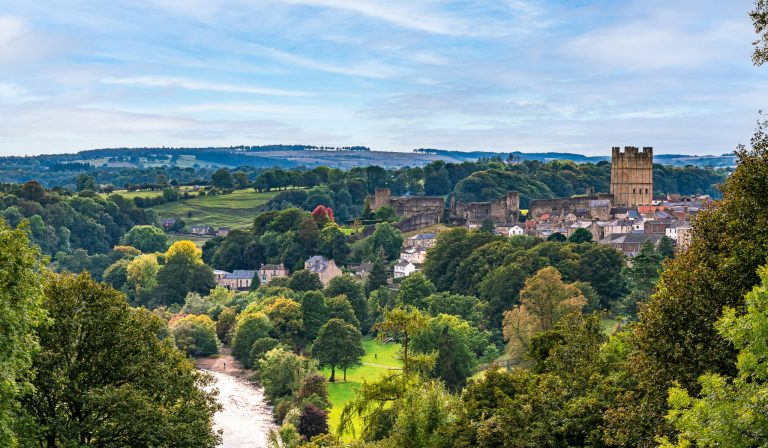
[610,146,653,207]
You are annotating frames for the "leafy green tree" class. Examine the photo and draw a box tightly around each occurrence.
[153,241,215,306]
[313,318,365,382]
[211,168,234,188]
[397,272,436,309]
[0,221,45,446]
[233,171,249,189]
[567,228,593,243]
[412,314,477,391]
[658,235,675,259]
[370,222,404,261]
[171,314,220,357]
[289,270,324,292]
[373,205,397,222]
[75,173,96,191]
[423,228,495,291]
[249,337,281,366]
[325,275,367,331]
[577,244,626,308]
[661,264,768,447]
[301,291,329,342]
[19,273,220,447]
[375,307,429,374]
[365,255,389,297]
[318,224,350,264]
[324,295,359,329]
[258,347,316,402]
[216,306,237,345]
[547,232,567,242]
[479,217,495,233]
[264,297,303,348]
[422,292,486,328]
[231,312,272,366]
[122,225,169,253]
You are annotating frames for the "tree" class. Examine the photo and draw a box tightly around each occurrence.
[318,224,350,264]
[325,275,367,331]
[297,404,329,440]
[502,266,586,362]
[126,253,159,305]
[657,235,675,259]
[313,318,365,382]
[325,295,360,328]
[479,217,495,233]
[211,168,234,189]
[661,264,768,448]
[153,241,214,306]
[232,171,249,189]
[0,221,45,446]
[375,307,429,374]
[370,222,404,261]
[19,273,220,447]
[752,0,768,66]
[311,205,335,226]
[397,272,436,309]
[171,314,220,357]
[365,256,389,297]
[216,306,237,345]
[567,228,593,243]
[231,312,272,366]
[258,347,315,402]
[547,232,567,242]
[301,291,329,342]
[75,173,96,191]
[122,225,169,253]
[289,269,324,292]
[577,244,626,308]
[264,297,303,348]
[412,314,477,391]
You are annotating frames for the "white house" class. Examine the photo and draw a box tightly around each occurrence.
[400,247,427,264]
[666,219,690,241]
[508,224,525,236]
[394,260,421,279]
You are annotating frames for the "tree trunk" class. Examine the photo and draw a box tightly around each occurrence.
[343,367,347,382]
[329,365,336,383]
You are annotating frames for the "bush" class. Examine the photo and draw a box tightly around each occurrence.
[170,314,220,357]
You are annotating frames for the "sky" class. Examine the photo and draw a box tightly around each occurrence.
[0,0,764,156]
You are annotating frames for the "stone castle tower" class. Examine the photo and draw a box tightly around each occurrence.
[610,146,653,207]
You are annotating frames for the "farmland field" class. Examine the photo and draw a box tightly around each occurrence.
[150,189,277,229]
[322,339,402,437]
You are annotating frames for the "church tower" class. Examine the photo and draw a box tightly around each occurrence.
[610,146,653,207]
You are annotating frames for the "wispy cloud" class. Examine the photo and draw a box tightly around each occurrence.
[100,76,313,96]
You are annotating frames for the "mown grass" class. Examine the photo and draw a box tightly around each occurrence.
[322,339,402,437]
[150,189,277,229]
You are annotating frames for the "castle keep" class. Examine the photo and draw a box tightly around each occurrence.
[610,146,653,207]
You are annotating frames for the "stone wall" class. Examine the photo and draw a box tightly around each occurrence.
[528,193,613,219]
[394,212,442,233]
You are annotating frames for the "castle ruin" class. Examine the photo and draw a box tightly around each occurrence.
[610,146,653,207]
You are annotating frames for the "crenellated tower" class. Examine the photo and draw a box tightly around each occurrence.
[610,146,653,207]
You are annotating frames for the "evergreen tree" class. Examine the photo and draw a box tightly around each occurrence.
[365,255,388,297]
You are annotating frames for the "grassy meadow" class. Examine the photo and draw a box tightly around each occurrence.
[150,189,277,229]
[322,339,402,436]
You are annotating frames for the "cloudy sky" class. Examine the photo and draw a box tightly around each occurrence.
[0,0,763,156]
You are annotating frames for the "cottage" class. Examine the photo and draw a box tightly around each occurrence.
[304,256,342,286]
[258,263,289,285]
[218,270,257,290]
[190,225,214,236]
[394,260,421,279]
[161,218,177,230]
[406,232,436,249]
[217,227,231,237]
[350,261,374,278]
[400,247,427,264]
[665,220,690,241]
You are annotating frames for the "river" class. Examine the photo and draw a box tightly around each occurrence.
[203,369,276,448]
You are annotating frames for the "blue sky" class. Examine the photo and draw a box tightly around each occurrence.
[0,0,763,156]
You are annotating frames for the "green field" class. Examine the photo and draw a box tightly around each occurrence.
[149,189,277,229]
[322,339,402,436]
[102,189,166,200]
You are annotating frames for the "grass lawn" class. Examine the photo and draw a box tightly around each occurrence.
[149,189,277,229]
[601,317,620,335]
[322,339,402,437]
[101,189,166,200]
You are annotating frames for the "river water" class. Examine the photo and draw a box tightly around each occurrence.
[203,370,276,448]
